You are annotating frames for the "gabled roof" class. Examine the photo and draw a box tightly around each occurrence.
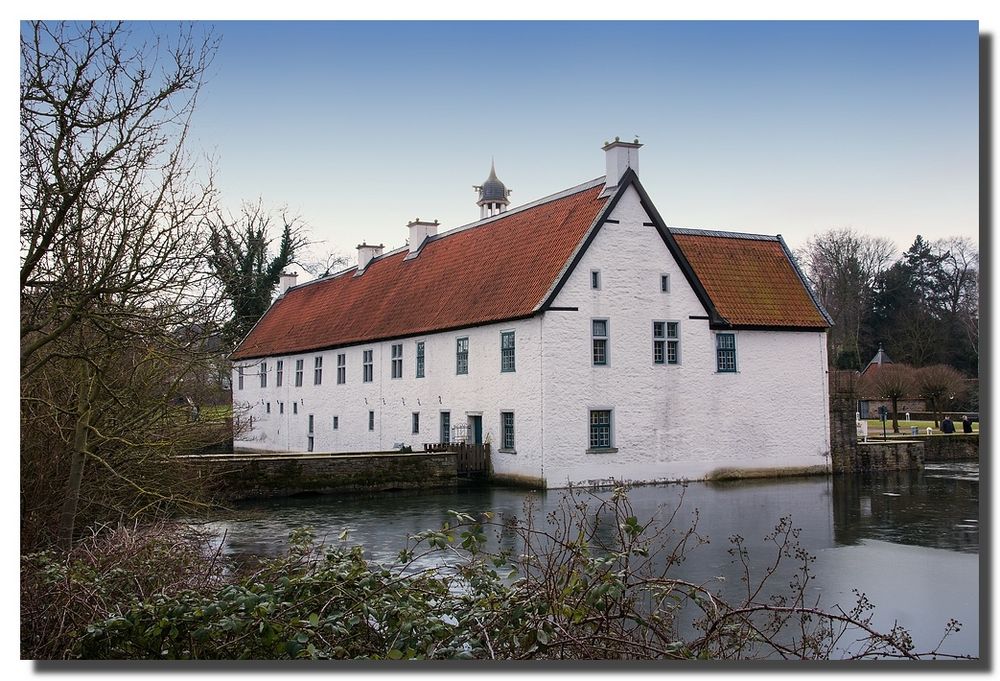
[670,228,832,330]
[232,173,830,362]
[231,179,610,361]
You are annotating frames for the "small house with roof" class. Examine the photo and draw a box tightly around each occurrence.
[230,140,833,487]
[856,344,927,418]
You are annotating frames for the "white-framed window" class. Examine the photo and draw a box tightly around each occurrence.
[589,409,613,450]
[653,321,680,365]
[293,402,298,415]
[266,402,271,414]
[308,414,314,452]
[456,337,469,375]
[333,415,339,430]
[295,359,304,387]
[592,319,609,366]
[337,353,346,384]
[276,360,283,387]
[391,343,403,379]
[660,273,670,293]
[368,410,375,431]
[412,412,420,434]
[363,349,373,382]
[591,269,601,290]
[416,341,425,378]
[260,361,267,388]
[279,402,284,414]
[314,356,323,385]
[237,366,244,390]
[716,333,737,373]
[501,331,515,373]
[501,411,515,450]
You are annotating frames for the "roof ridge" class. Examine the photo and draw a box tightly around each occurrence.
[669,226,780,242]
[284,176,608,292]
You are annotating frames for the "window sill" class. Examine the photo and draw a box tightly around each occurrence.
[498,448,516,455]
[586,447,619,454]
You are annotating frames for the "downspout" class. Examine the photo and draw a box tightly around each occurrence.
[539,314,545,486]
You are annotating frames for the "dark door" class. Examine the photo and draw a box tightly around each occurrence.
[470,416,483,445]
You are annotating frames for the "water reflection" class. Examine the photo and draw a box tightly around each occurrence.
[204,463,978,657]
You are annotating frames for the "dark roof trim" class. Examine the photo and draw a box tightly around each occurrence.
[231,312,538,362]
[776,234,834,327]
[624,169,728,327]
[538,168,725,326]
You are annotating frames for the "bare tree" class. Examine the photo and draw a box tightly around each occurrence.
[20,21,222,550]
[861,364,916,434]
[916,365,968,427]
[799,228,896,370]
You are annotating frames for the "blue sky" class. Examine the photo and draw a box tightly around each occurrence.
[132,21,982,267]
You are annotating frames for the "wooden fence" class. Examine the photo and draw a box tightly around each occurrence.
[424,442,491,476]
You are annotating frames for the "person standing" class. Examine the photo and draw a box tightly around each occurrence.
[942,416,956,434]
[962,415,974,433]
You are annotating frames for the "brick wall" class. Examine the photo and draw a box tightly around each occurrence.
[921,435,979,462]
[201,451,458,501]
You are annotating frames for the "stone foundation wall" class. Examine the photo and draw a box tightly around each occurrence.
[855,441,924,472]
[921,435,979,462]
[199,451,458,501]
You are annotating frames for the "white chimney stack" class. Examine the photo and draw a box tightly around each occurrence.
[278,271,298,295]
[356,242,384,272]
[603,136,642,193]
[407,218,439,254]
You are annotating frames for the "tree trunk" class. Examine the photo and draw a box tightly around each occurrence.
[891,397,900,434]
[56,366,94,550]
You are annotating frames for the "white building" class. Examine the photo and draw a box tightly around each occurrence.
[231,140,833,488]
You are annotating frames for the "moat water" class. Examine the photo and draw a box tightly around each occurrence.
[204,462,980,658]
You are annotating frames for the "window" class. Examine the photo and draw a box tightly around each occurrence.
[456,337,469,375]
[590,410,612,449]
[368,410,375,431]
[501,331,515,372]
[308,414,314,452]
[260,362,267,388]
[276,360,284,387]
[363,349,373,382]
[660,274,670,293]
[592,319,609,366]
[337,353,346,384]
[501,411,515,450]
[591,269,601,290]
[391,343,403,379]
[666,322,679,364]
[717,333,737,373]
[295,359,304,387]
[237,366,244,390]
[279,402,284,414]
[333,415,339,430]
[653,322,680,365]
[293,402,298,415]
[266,402,271,414]
[314,356,323,385]
[416,342,425,378]
[440,411,450,444]
[412,412,420,434]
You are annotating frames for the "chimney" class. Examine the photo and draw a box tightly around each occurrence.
[602,136,642,193]
[278,271,298,295]
[407,218,439,254]
[356,242,384,272]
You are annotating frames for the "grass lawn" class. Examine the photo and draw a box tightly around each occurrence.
[863,419,978,435]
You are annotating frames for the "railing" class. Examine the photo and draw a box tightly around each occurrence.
[423,441,491,476]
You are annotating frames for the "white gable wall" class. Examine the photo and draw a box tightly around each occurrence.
[232,316,545,484]
[540,185,830,487]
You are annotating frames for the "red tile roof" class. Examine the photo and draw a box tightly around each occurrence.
[670,230,830,329]
[231,182,609,360]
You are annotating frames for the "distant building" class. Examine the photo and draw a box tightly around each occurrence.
[231,139,833,487]
[857,344,927,418]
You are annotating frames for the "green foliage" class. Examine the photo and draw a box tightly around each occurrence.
[23,488,970,661]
